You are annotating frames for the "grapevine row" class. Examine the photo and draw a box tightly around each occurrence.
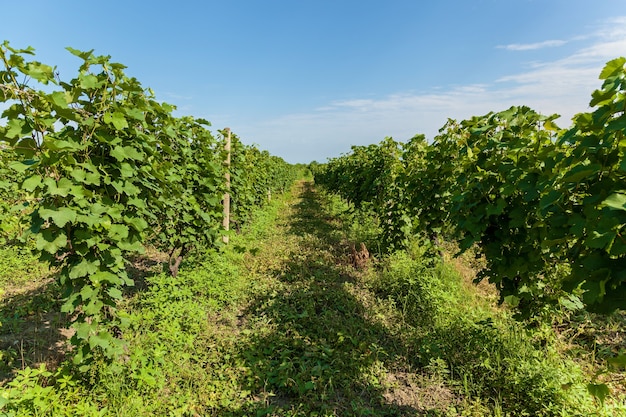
[315,57,626,316]
[0,42,298,368]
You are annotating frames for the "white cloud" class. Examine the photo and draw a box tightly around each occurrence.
[498,39,567,51]
[238,16,626,163]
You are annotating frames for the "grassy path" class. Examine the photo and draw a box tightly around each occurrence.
[217,180,455,416]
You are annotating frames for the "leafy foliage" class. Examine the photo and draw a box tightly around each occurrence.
[0,42,161,367]
[425,106,565,316]
[0,41,297,368]
[146,116,225,277]
[545,57,626,313]
[0,144,27,244]
[314,137,411,250]
[227,130,299,229]
[316,57,626,316]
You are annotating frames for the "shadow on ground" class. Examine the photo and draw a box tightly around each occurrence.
[0,277,68,384]
[0,249,165,385]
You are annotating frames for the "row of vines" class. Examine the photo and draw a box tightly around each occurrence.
[0,41,298,368]
[315,57,626,318]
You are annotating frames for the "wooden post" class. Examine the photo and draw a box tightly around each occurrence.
[223,128,231,244]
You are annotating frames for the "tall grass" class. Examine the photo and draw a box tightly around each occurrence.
[362,235,616,416]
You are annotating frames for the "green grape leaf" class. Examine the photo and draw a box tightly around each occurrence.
[66,47,94,60]
[69,259,99,279]
[25,61,54,83]
[111,145,143,161]
[108,224,129,240]
[91,271,122,285]
[587,383,610,405]
[22,174,43,191]
[599,57,626,80]
[89,331,113,350]
[124,107,145,121]
[107,287,123,300]
[78,73,99,89]
[110,112,128,130]
[75,322,96,341]
[49,91,69,109]
[5,118,30,139]
[9,159,37,173]
[125,216,148,231]
[38,207,77,227]
[35,230,67,253]
[601,193,626,211]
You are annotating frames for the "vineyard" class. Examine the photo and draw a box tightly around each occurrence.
[316,57,626,317]
[1,41,626,416]
[0,42,298,370]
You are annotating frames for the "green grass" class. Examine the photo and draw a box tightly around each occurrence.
[0,246,51,292]
[1,181,625,416]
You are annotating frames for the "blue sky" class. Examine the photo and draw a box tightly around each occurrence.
[2,0,626,163]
